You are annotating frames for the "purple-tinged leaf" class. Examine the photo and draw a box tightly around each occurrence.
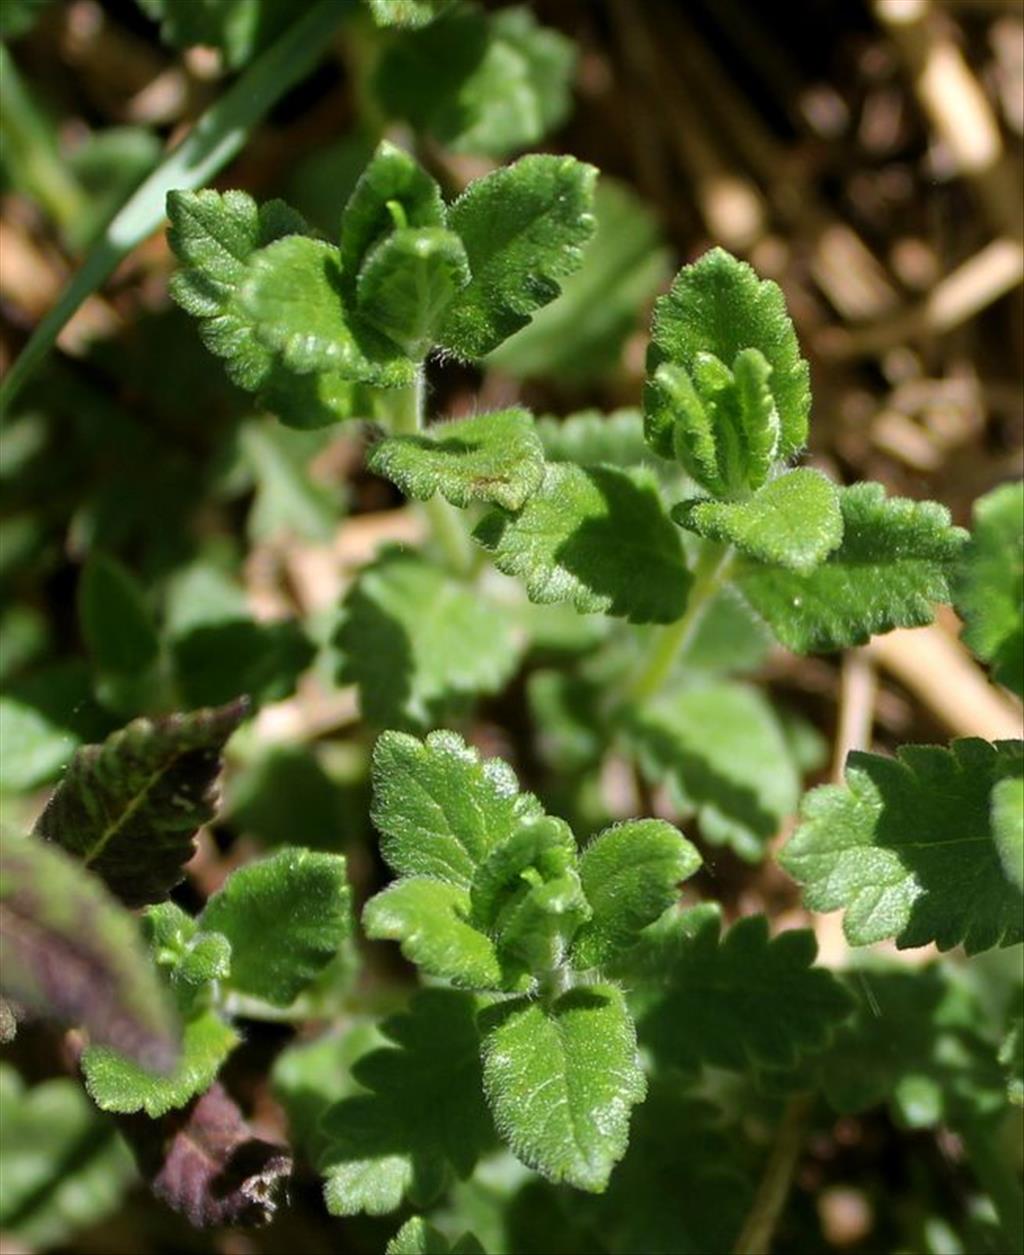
[123,1082,291,1228]
[0,838,178,1071]
[33,699,248,908]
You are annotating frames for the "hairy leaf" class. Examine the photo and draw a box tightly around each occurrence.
[491,179,670,382]
[991,775,1024,892]
[571,819,702,969]
[0,1065,135,1249]
[374,6,574,158]
[357,226,470,358]
[470,817,589,980]
[628,681,800,860]
[339,140,446,281]
[321,989,492,1215]
[479,984,645,1192]
[537,408,660,470]
[166,188,308,391]
[364,0,454,29]
[0,837,177,1069]
[674,469,843,574]
[335,551,521,730]
[956,480,1024,696]
[83,1009,238,1117]
[33,699,246,907]
[370,729,543,888]
[736,482,968,652]
[439,154,597,358]
[125,1080,291,1227]
[239,235,414,385]
[475,462,690,624]
[387,1216,486,1254]
[625,906,851,1072]
[782,739,1024,953]
[369,408,546,512]
[363,878,503,989]
[199,847,352,1006]
[645,248,810,472]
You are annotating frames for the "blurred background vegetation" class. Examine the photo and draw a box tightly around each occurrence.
[0,1,1021,1252]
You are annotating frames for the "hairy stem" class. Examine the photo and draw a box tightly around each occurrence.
[733,1094,811,1255]
[627,541,736,704]
[387,373,474,576]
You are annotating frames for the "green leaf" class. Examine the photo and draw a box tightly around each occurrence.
[625,906,851,1072]
[370,729,543,888]
[816,962,1008,1127]
[369,408,545,512]
[374,6,574,159]
[536,407,661,471]
[386,1216,485,1254]
[83,1008,239,1117]
[570,1082,755,1255]
[321,989,492,1216]
[475,462,690,625]
[956,480,1024,696]
[490,178,670,382]
[339,140,446,281]
[239,235,415,386]
[226,743,353,852]
[735,482,968,652]
[167,188,309,392]
[1000,1018,1024,1106]
[199,847,351,1006]
[992,775,1024,892]
[32,699,247,907]
[357,226,470,358]
[0,838,177,1068]
[0,661,109,791]
[782,738,1024,953]
[628,681,801,860]
[363,878,503,989]
[571,819,701,969]
[674,469,843,574]
[272,1021,388,1166]
[3,1,347,412]
[470,816,589,980]
[335,551,521,729]
[645,248,810,475]
[439,154,597,358]
[364,0,454,29]
[479,983,645,1192]
[138,0,296,69]
[0,1066,135,1250]
[171,617,313,710]
[239,420,343,541]
[78,550,159,670]
[0,0,53,38]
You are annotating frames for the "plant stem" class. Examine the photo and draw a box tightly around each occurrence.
[387,373,474,576]
[733,1095,811,1255]
[627,541,736,704]
[0,0,351,414]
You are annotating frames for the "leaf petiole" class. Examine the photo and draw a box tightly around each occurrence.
[627,541,736,704]
[385,373,475,575]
